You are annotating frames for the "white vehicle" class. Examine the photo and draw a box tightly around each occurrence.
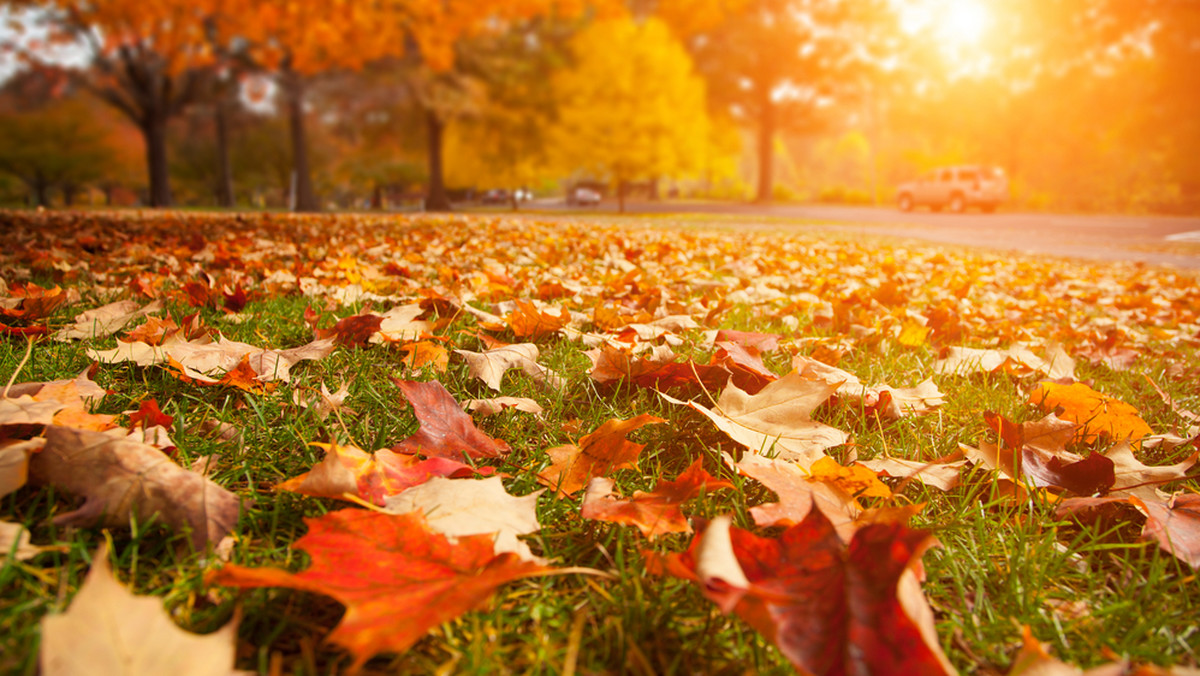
[567,186,601,207]
[896,165,1008,213]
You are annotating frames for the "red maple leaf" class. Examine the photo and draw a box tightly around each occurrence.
[208,509,552,673]
[390,379,511,460]
[646,508,953,676]
[127,399,174,432]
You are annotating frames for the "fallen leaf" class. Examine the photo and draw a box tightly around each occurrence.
[390,379,511,460]
[662,371,847,468]
[646,510,954,676]
[1103,441,1198,501]
[0,438,42,496]
[42,544,243,676]
[1057,494,1200,569]
[731,452,861,541]
[321,312,384,347]
[28,426,239,550]
[293,383,354,421]
[858,455,966,492]
[455,343,554,391]
[382,476,545,561]
[1,520,54,562]
[398,340,450,372]
[537,414,665,497]
[935,344,1075,380]
[207,509,553,674]
[712,340,777,394]
[52,299,164,342]
[464,397,544,416]
[371,303,435,343]
[278,443,489,505]
[509,300,569,341]
[91,335,335,389]
[1030,382,1155,444]
[581,458,733,538]
[1134,493,1200,569]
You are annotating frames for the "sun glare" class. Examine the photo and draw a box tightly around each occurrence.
[938,1,990,47]
[900,0,992,48]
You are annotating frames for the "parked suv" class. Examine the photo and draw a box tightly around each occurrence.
[895,165,1007,213]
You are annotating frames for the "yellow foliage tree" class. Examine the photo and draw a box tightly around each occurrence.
[550,17,709,212]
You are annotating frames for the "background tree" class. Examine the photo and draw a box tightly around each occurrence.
[551,17,708,212]
[0,73,128,206]
[11,0,226,207]
[663,0,895,203]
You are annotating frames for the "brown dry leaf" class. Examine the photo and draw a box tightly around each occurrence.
[1103,441,1198,501]
[935,344,1076,380]
[1,437,44,497]
[0,396,65,439]
[1133,494,1200,569]
[536,414,665,497]
[52,299,165,342]
[1,520,53,562]
[2,366,108,406]
[382,476,545,562]
[1030,381,1155,444]
[41,544,244,676]
[293,382,353,421]
[859,455,966,492]
[371,303,435,343]
[91,335,335,389]
[662,371,847,468]
[455,343,555,391]
[464,397,544,417]
[793,356,944,418]
[29,426,239,550]
[731,452,861,542]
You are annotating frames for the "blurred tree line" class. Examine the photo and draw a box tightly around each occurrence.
[0,0,1195,214]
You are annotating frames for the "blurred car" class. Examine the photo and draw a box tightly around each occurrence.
[567,186,601,207]
[895,165,1007,213]
[480,189,510,205]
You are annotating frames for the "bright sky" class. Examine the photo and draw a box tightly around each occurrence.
[899,0,992,44]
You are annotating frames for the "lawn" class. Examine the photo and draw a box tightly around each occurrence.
[2,209,1198,675]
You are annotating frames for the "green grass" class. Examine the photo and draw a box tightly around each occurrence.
[2,209,1198,674]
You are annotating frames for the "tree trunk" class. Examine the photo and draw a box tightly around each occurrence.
[424,110,452,212]
[32,177,50,207]
[214,99,235,208]
[371,184,384,210]
[284,70,320,212]
[755,93,776,204]
[62,183,78,206]
[143,113,173,207]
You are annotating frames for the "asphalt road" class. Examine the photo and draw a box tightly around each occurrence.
[522,199,1200,270]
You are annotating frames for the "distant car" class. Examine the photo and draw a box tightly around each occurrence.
[567,187,601,207]
[481,189,510,205]
[895,165,1008,213]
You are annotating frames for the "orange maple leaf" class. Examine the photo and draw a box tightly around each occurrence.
[208,509,553,674]
[537,414,665,496]
[581,458,732,537]
[1029,382,1154,444]
[508,300,569,341]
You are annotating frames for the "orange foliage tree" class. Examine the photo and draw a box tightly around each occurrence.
[14,0,227,207]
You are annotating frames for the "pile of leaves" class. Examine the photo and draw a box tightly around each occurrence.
[2,209,1198,675]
